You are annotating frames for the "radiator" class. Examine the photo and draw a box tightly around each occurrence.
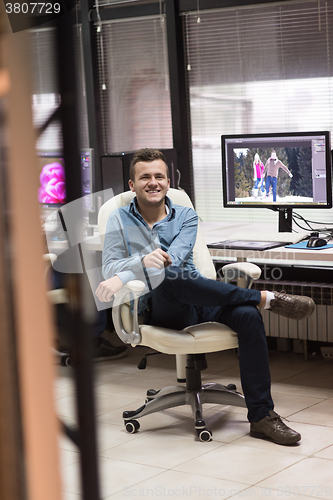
[253,281,333,342]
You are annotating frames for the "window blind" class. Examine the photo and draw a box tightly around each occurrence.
[185,0,333,226]
[95,15,173,154]
[29,26,89,151]
[30,28,62,151]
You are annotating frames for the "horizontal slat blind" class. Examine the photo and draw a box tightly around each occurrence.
[29,28,62,151]
[185,0,333,226]
[96,15,173,153]
[29,26,89,151]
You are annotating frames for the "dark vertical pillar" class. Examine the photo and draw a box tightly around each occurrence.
[55,8,101,500]
[165,0,194,202]
[81,0,104,194]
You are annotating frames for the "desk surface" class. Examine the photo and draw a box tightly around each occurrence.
[201,222,333,266]
[47,222,333,267]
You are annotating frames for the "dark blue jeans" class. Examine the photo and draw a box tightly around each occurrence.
[149,267,274,423]
[266,176,278,202]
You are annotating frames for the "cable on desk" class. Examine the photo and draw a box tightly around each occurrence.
[292,211,333,236]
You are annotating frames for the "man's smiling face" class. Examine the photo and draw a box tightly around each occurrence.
[129,159,170,208]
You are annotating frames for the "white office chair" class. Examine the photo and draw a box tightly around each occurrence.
[98,188,261,441]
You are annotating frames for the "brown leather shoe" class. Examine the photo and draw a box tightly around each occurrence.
[269,291,315,320]
[250,411,301,445]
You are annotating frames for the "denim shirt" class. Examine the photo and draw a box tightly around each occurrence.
[102,196,199,314]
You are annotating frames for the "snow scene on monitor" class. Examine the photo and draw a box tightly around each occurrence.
[233,146,313,204]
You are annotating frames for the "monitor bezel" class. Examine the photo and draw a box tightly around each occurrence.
[221,131,333,210]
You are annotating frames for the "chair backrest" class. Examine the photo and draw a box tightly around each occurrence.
[98,188,216,280]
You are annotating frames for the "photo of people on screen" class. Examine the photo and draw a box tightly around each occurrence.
[252,153,265,199]
[263,150,292,202]
[232,146,313,204]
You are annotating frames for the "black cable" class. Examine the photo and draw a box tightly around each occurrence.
[292,210,333,235]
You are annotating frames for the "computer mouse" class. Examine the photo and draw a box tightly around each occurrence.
[306,237,327,248]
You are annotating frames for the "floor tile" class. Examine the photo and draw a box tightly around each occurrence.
[229,485,315,500]
[94,373,178,400]
[59,448,81,469]
[105,469,251,499]
[267,351,325,383]
[269,391,325,417]
[62,455,164,498]
[94,392,142,414]
[96,421,146,451]
[56,351,333,500]
[204,364,242,384]
[58,414,78,427]
[257,457,333,500]
[314,445,333,460]
[54,384,76,400]
[175,443,303,484]
[56,395,77,420]
[62,492,82,500]
[100,431,222,469]
[271,363,333,399]
[93,369,128,387]
[95,392,142,417]
[289,399,333,427]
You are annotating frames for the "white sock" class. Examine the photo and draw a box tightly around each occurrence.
[264,291,275,309]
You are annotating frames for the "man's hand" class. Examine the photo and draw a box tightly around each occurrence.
[142,248,172,269]
[95,275,123,302]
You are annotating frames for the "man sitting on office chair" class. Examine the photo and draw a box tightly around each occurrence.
[95,148,314,446]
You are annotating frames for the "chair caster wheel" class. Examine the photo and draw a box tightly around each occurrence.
[125,420,140,434]
[197,428,212,442]
[147,389,159,397]
[226,383,236,391]
[146,389,159,402]
[61,355,71,366]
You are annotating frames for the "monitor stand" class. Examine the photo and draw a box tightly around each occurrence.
[278,208,292,232]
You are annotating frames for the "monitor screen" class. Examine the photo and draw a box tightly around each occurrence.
[37,149,94,209]
[222,131,332,209]
[37,152,66,207]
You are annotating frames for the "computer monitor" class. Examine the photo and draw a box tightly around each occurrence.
[37,149,94,210]
[37,152,66,208]
[221,131,332,231]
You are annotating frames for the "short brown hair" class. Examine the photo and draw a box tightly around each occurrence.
[129,148,169,181]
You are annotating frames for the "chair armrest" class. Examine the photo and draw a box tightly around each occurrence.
[43,253,58,266]
[112,280,146,345]
[222,262,261,289]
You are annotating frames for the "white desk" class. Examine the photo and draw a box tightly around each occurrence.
[200,222,333,268]
[46,222,333,268]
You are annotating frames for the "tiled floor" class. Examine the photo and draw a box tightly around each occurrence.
[55,339,333,500]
